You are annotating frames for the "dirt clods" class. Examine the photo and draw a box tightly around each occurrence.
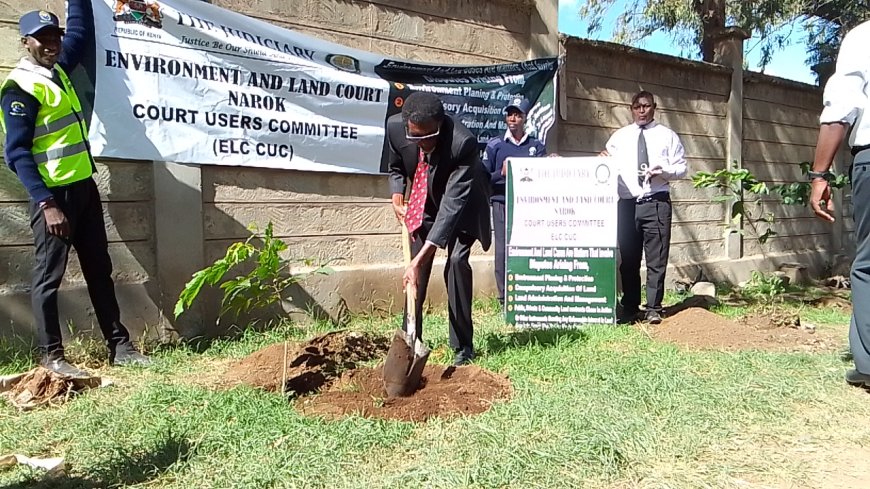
[298,364,512,422]
[0,368,103,410]
[223,331,389,395]
[223,331,512,421]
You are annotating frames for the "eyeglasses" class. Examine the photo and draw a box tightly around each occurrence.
[405,128,440,141]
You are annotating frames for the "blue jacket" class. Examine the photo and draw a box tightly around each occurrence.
[482,133,546,203]
[1,0,93,203]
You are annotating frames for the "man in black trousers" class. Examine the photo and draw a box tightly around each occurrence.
[386,92,491,365]
[483,96,547,306]
[0,1,151,377]
[808,19,870,389]
[602,91,687,324]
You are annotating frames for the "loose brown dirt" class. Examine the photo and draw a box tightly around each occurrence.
[223,331,513,421]
[0,368,103,410]
[297,365,512,422]
[222,331,390,394]
[650,307,841,352]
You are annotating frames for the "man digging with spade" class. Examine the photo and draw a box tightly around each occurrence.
[386,92,492,366]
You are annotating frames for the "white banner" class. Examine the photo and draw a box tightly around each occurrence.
[507,157,618,248]
[88,0,558,173]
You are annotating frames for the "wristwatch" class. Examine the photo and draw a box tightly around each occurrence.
[807,170,833,182]
[38,198,56,210]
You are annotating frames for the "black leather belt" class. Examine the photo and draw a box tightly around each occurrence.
[637,192,670,203]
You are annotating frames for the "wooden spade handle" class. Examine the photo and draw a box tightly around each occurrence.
[402,222,412,266]
[401,223,417,336]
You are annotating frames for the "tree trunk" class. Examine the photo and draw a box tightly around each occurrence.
[694,0,726,61]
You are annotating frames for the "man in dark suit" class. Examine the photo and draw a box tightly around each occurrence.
[387,92,491,365]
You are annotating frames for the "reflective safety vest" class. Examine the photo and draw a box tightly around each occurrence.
[0,64,93,187]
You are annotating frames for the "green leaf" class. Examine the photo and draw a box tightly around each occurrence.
[731,201,745,219]
[748,182,769,195]
[174,269,209,318]
[758,228,778,244]
[175,219,347,319]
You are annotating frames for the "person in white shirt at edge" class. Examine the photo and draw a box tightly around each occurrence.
[600,91,688,324]
[809,20,870,390]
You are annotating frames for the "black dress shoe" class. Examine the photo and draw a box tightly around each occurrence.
[845,369,870,388]
[453,347,475,366]
[110,345,153,367]
[39,356,91,379]
[617,309,640,324]
[645,310,663,325]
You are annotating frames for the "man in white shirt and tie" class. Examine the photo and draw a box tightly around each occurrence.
[602,91,687,324]
[809,20,870,390]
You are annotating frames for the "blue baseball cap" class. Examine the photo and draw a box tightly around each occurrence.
[504,95,532,114]
[19,10,64,37]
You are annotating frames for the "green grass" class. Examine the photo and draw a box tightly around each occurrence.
[0,337,35,376]
[0,298,868,488]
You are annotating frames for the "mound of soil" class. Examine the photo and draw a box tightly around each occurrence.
[0,368,104,410]
[651,307,840,352]
[222,331,389,395]
[297,364,512,422]
[223,331,513,421]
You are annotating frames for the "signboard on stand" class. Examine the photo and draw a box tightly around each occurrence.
[504,157,618,328]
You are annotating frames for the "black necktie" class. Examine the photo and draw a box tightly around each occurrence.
[637,126,649,186]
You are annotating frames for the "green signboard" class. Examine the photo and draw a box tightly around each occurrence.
[505,157,618,328]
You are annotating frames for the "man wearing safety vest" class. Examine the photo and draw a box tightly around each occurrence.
[0,1,151,377]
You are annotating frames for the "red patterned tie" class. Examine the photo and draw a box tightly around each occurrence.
[404,150,429,236]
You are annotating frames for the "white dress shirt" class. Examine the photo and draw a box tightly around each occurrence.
[820,20,870,148]
[505,130,529,146]
[605,120,687,199]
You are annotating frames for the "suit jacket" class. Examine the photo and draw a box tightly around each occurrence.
[387,113,492,251]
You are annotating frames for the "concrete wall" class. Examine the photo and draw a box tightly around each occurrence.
[741,74,831,257]
[559,37,844,283]
[559,39,732,268]
[0,0,557,342]
[213,0,534,64]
